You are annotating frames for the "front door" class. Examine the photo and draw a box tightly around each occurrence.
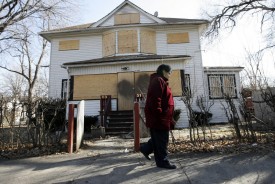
[117,72,135,110]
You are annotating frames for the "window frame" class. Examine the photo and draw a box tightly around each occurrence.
[61,79,68,99]
[208,74,237,99]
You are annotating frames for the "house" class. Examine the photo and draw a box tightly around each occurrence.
[39,0,243,129]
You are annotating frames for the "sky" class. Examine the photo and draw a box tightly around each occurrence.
[73,0,275,81]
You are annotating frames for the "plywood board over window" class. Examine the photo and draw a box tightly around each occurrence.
[59,40,80,51]
[115,13,140,25]
[73,74,118,100]
[140,30,156,54]
[169,70,182,96]
[167,32,190,44]
[118,30,138,54]
[103,32,116,57]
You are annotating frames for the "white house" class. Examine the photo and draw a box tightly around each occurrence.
[40,0,243,129]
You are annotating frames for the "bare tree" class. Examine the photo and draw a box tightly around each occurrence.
[0,0,74,53]
[242,48,265,90]
[205,0,275,50]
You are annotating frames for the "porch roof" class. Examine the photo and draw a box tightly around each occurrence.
[62,54,191,67]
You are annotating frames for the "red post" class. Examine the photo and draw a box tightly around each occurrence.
[68,104,74,153]
[134,102,140,152]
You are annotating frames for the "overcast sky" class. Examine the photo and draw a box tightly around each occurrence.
[74,0,274,80]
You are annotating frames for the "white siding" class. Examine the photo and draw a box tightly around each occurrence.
[49,35,102,98]
[174,97,189,128]
[100,5,155,27]
[66,99,117,118]
[69,59,186,75]
[140,13,155,24]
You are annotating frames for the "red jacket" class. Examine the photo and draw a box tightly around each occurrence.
[145,73,174,130]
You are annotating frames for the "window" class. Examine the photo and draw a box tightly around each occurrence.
[180,70,191,96]
[61,79,68,99]
[184,74,191,96]
[208,74,237,99]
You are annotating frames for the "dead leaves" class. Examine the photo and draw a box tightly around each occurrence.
[168,136,275,154]
[0,144,67,159]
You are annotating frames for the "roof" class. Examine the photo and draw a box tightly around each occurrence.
[39,0,209,40]
[45,17,208,33]
[39,17,209,41]
[62,54,191,67]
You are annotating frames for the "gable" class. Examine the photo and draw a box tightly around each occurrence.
[92,1,165,27]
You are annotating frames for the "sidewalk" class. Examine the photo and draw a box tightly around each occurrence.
[1,136,275,184]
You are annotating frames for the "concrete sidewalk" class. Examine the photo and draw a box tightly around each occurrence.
[1,137,275,184]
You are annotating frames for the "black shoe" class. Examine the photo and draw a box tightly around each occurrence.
[157,163,177,169]
[139,147,151,160]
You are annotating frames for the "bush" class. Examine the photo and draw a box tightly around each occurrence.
[36,98,66,132]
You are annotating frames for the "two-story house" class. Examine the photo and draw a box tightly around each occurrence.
[40,0,243,130]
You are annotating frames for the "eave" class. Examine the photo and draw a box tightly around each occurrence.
[62,55,191,68]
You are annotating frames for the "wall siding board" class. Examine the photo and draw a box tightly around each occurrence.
[66,99,117,117]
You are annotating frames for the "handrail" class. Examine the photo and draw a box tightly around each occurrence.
[103,96,111,127]
[100,95,111,127]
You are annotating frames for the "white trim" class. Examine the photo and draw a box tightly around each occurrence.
[63,57,190,68]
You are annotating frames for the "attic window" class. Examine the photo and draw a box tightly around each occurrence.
[167,33,190,44]
[59,40,80,51]
[114,13,140,25]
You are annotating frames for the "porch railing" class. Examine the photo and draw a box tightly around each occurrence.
[100,95,111,127]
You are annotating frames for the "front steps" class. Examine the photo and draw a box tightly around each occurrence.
[105,110,133,136]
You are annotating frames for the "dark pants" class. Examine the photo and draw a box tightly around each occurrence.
[141,128,169,165]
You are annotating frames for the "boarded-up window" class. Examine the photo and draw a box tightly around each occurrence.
[118,30,138,54]
[115,13,140,25]
[140,30,156,54]
[73,74,117,100]
[167,33,190,44]
[103,32,116,56]
[134,70,182,97]
[169,70,182,96]
[59,40,80,51]
[208,74,236,99]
